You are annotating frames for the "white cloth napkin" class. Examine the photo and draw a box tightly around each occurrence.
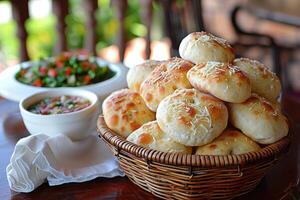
[6,133,124,193]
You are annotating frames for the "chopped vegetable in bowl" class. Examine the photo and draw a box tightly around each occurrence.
[27,95,91,115]
[15,53,115,87]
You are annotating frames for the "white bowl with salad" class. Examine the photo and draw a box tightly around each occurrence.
[19,89,99,140]
[0,52,128,102]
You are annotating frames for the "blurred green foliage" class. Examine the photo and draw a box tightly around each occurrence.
[0,19,18,60]
[27,15,56,59]
[0,0,149,61]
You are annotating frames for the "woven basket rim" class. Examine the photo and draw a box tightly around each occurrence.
[97,116,290,167]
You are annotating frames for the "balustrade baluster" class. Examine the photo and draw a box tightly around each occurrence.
[53,0,68,55]
[84,0,98,55]
[140,0,152,59]
[11,0,29,61]
[113,0,127,62]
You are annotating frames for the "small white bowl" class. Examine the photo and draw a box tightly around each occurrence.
[19,89,100,140]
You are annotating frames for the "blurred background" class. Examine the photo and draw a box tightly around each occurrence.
[0,0,299,92]
[1,2,300,198]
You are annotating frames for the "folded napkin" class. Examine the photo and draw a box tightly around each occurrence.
[6,133,124,193]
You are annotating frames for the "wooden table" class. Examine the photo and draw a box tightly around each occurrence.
[0,93,299,200]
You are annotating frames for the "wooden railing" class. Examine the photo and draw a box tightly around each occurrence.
[9,0,205,62]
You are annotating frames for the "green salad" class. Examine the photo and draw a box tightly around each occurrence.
[15,53,115,87]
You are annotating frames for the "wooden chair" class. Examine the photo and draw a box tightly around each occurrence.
[159,0,205,56]
[230,0,300,88]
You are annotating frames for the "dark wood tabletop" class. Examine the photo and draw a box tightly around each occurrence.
[0,92,299,200]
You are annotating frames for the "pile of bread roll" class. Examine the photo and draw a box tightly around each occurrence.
[102,32,289,155]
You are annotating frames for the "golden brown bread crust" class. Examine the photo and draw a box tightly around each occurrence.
[127,121,192,154]
[179,32,235,64]
[127,60,161,93]
[156,88,228,146]
[228,93,289,144]
[187,62,251,103]
[233,58,281,102]
[102,89,155,138]
[140,57,194,111]
[196,129,261,155]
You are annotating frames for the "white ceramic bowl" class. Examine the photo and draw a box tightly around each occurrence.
[19,89,100,140]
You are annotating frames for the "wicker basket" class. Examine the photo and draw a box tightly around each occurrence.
[97,116,290,200]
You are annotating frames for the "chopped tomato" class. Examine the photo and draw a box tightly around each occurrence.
[81,61,90,70]
[48,69,58,78]
[39,66,48,76]
[33,79,43,87]
[65,67,72,76]
[83,75,91,84]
